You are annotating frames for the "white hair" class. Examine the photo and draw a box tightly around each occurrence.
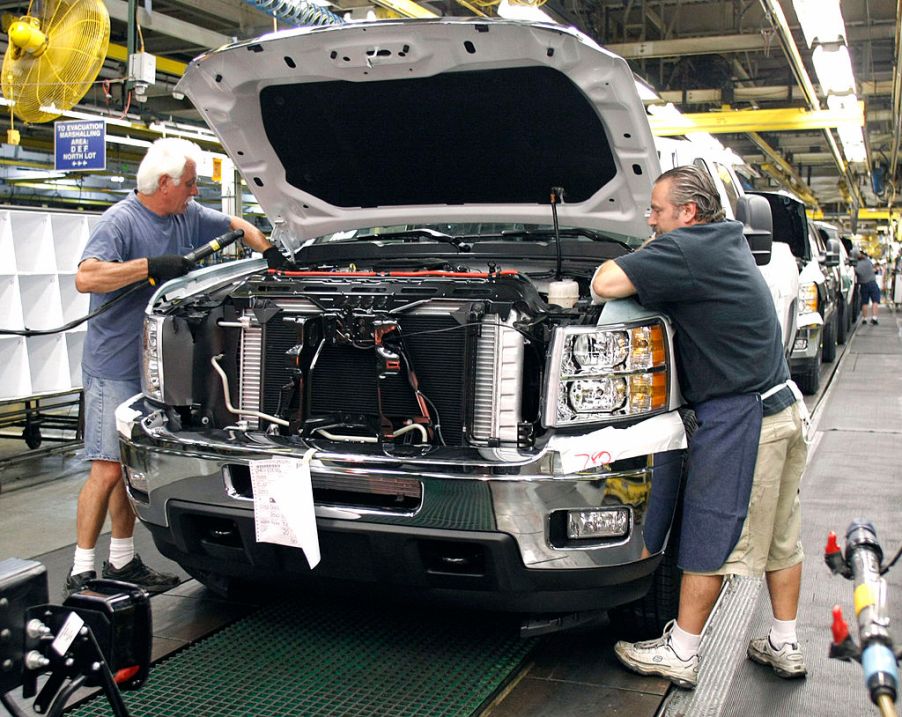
[136,137,204,194]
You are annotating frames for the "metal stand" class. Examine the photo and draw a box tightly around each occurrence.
[0,389,83,464]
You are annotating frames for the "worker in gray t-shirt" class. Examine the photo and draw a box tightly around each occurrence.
[854,252,881,325]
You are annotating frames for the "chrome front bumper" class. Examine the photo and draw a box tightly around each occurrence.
[116,396,684,573]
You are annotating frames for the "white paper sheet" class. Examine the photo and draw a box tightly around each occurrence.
[550,411,687,475]
[250,452,320,568]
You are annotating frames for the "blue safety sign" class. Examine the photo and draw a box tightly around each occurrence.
[54,119,106,171]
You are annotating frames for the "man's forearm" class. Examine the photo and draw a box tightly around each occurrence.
[591,260,637,300]
[75,258,150,294]
[230,215,269,253]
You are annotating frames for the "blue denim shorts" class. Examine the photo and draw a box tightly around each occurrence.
[861,280,881,305]
[83,372,142,462]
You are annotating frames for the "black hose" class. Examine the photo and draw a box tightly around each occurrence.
[0,281,149,337]
[0,229,245,337]
[46,675,86,717]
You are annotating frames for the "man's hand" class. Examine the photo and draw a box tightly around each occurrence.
[263,246,292,270]
[147,254,195,284]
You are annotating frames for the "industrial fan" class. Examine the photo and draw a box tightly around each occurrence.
[2,0,110,128]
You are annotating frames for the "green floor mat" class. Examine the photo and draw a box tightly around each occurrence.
[69,597,534,716]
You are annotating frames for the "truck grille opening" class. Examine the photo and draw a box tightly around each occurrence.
[224,464,422,513]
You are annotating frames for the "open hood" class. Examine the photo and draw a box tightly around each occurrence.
[176,19,659,251]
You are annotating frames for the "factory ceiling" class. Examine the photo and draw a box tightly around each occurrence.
[0,0,898,229]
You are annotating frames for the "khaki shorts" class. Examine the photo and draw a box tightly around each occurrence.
[689,403,807,577]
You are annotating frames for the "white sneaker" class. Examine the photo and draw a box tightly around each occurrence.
[614,620,700,689]
[747,636,807,679]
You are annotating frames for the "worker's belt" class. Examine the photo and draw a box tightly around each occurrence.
[760,382,796,416]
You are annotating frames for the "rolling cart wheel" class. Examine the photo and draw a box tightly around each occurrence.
[23,424,42,449]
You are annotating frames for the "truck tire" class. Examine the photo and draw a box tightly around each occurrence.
[822,313,837,363]
[611,410,693,641]
[612,537,682,641]
[794,357,820,395]
[836,303,847,345]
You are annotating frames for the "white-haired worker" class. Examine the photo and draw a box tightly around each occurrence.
[68,137,282,595]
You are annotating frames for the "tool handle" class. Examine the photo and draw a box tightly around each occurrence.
[184,229,244,263]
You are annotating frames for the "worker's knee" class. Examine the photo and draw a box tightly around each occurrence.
[88,460,124,490]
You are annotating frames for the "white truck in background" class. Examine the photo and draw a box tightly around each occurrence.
[655,138,799,360]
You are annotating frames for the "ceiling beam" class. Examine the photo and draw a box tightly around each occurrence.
[747,132,819,207]
[658,80,894,105]
[105,0,233,49]
[369,0,438,18]
[648,103,865,135]
[606,24,895,59]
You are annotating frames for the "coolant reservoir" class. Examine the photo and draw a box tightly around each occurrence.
[547,279,580,308]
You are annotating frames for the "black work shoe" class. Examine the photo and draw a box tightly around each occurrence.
[64,570,96,598]
[101,554,179,594]
[871,318,879,325]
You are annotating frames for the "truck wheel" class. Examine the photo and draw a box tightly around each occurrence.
[612,533,682,641]
[611,415,691,642]
[794,358,820,395]
[822,314,837,363]
[836,303,847,344]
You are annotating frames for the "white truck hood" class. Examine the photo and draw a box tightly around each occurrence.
[175,18,659,251]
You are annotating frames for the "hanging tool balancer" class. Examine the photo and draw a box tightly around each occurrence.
[825,520,901,716]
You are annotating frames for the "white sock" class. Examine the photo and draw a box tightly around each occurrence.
[769,618,798,649]
[669,621,702,661]
[72,546,95,575]
[109,537,135,569]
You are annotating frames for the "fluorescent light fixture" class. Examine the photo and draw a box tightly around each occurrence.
[634,78,660,102]
[792,0,846,48]
[38,105,134,128]
[825,93,861,115]
[148,121,218,144]
[496,0,554,23]
[836,123,867,163]
[812,45,855,95]
[1,169,66,181]
[106,135,152,148]
[825,95,866,164]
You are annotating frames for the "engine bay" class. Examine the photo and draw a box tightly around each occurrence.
[150,265,605,450]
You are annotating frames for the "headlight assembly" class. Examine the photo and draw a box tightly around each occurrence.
[544,321,671,427]
[141,315,165,401]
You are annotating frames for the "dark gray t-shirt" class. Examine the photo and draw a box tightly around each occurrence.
[615,220,788,405]
[854,256,876,284]
[80,191,231,380]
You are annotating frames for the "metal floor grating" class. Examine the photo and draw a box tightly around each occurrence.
[68,596,534,716]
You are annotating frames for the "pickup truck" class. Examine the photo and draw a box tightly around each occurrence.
[115,19,775,637]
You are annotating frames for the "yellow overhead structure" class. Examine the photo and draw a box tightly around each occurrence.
[747,132,819,209]
[369,0,438,18]
[807,208,901,221]
[648,103,865,136]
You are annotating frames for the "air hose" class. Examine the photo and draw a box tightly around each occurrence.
[0,229,244,337]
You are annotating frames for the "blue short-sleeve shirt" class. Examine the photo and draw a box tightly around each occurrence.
[80,191,231,380]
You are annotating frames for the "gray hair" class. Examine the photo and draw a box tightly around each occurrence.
[136,137,204,194]
[655,165,726,223]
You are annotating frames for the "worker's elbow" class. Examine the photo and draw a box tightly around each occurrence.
[74,272,90,294]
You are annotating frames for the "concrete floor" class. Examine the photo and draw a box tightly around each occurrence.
[2,306,901,716]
